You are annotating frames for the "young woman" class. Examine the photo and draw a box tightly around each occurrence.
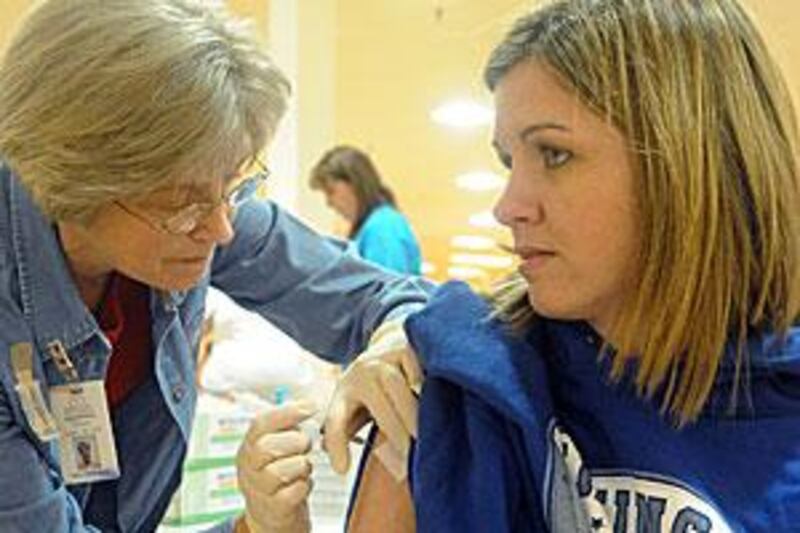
[347,0,800,531]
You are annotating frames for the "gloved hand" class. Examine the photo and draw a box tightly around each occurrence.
[322,318,423,474]
[236,400,317,533]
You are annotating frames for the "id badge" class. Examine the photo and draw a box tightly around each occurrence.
[49,380,120,485]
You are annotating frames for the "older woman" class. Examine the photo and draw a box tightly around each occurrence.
[0,1,428,532]
[346,0,800,531]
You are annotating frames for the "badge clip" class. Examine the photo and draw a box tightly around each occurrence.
[47,340,80,383]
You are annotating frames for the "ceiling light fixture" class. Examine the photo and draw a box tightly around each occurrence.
[450,253,513,269]
[455,171,504,192]
[447,265,486,280]
[431,99,494,129]
[468,210,502,229]
[450,235,496,251]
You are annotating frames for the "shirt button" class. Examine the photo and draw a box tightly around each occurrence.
[172,383,186,402]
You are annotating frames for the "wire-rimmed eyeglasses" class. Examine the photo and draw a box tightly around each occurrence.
[117,159,271,235]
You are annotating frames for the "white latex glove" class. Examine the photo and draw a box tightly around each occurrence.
[236,400,316,533]
[322,318,423,475]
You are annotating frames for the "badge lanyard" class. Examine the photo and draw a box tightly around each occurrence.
[10,342,59,442]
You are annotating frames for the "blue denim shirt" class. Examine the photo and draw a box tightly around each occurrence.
[0,164,432,532]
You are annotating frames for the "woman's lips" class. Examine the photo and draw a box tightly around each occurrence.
[517,247,556,277]
[169,255,210,266]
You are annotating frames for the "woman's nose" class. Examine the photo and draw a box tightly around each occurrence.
[493,169,543,228]
[191,204,235,245]
[493,185,516,228]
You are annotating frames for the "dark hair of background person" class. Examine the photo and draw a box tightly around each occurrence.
[310,145,398,238]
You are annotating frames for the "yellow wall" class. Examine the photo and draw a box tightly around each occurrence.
[294,0,338,230]
[0,1,798,281]
[746,1,800,107]
[0,0,33,51]
[227,0,270,43]
[333,0,800,280]
[334,1,524,277]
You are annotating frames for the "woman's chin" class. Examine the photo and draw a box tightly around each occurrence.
[148,268,208,292]
[527,289,583,322]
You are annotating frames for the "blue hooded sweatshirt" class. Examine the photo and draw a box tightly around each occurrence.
[404,281,800,532]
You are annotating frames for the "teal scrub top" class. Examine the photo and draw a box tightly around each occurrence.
[354,204,422,275]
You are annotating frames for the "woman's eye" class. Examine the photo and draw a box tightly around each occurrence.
[500,152,513,170]
[541,146,571,168]
[494,149,512,170]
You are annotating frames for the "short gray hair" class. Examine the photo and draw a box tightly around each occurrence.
[0,0,291,222]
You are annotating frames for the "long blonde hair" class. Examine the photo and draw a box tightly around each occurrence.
[486,0,800,423]
[0,0,290,223]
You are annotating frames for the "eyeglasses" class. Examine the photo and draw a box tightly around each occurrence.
[117,159,270,235]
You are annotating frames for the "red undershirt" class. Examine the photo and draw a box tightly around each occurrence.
[93,274,153,410]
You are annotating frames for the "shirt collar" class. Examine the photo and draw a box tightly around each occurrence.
[9,172,105,356]
[7,169,190,362]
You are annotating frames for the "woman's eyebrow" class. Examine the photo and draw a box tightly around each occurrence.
[518,122,570,141]
[148,183,215,208]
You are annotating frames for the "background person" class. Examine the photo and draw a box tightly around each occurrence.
[0,1,429,532]
[310,145,422,275]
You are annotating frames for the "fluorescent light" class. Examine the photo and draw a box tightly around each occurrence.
[468,210,501,229]
[450,253,513,269]
[455,170,504,192]
[421,261,437,275]
[447,265,486,280]
[450,235,496,251]
[431,100,494,129]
